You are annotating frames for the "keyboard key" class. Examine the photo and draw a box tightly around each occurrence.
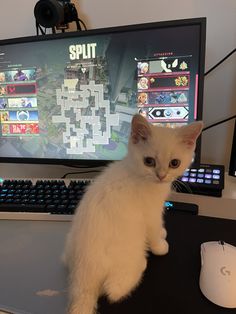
[198,168,205,173]
[70,199,80,205]
[197,179,204,183]
[197,174,204,178]
[46,204,57,210]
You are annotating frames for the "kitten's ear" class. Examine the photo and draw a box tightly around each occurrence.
[179,121,203,148]
[131,114,152,144]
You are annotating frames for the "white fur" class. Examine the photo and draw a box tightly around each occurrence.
[63,115,203,314]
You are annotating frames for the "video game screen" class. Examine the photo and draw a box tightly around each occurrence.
[0,19,205,164]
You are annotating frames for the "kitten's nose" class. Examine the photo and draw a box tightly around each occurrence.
[157,173,167,181]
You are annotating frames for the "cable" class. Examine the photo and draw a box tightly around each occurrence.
[61,169,101,179]
[62,163,105,169]
[77,18,87,30]
[202,115,236,132]
[202,48,236,131]
[204,48,236,76]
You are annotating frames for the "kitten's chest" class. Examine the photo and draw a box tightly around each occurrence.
[117,182,169,222]
[110,183,168,244]
[132,182,170,207]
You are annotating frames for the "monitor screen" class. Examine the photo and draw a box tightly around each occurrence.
[0,17,206,166]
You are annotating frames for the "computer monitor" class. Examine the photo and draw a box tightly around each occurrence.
[0,17,206,167]
[229,120,236,177]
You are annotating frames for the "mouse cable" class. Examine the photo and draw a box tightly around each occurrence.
[204,48,236,76]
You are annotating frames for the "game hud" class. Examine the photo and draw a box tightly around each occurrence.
[0,22,202,162]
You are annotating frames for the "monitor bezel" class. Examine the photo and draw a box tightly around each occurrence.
[229,120,236,177]
[0,17,206,167]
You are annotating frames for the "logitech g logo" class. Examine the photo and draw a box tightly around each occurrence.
[220,266,231,276]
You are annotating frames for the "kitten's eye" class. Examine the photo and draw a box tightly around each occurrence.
[144,156,156,167]
[169,159,181,168]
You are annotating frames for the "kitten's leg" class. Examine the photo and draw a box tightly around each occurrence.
[67,267,102,314]
[104,258,146,302]
[146,211,169,256]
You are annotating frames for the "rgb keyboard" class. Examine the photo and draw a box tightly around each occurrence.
[0,179,91,220]
[175,164,225,197]
[0,164,225,221]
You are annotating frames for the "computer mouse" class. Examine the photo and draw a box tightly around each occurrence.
[199,241,236,308]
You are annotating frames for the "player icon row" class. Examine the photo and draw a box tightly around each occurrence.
[137,74,189,90]
[0,110,39,122]
[137,90,188,107]
[1,123,39,135]
[0,68,36,83]
[138,106,189,122]
[0,97,37,109]
[137,57,190,76]
[0,83,37,96]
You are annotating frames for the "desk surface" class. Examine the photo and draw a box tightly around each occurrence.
[170,174,236,220]
[0,213,236,314]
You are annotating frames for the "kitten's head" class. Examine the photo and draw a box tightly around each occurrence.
[127,114,203,183]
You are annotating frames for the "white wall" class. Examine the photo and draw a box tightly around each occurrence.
[0,0,235,178]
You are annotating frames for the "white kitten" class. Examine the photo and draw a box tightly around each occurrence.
[63,114,203,314]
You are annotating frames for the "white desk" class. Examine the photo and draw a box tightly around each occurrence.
[0,219,70,314]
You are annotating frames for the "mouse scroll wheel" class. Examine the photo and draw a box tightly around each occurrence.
[219,240,225,250]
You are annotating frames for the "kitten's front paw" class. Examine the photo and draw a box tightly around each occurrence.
[150,239,169,256]
[160,227,167,239]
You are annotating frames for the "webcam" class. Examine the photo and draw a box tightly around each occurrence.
[34,0,81,33]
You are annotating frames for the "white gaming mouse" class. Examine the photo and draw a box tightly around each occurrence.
[199,241,236,308]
